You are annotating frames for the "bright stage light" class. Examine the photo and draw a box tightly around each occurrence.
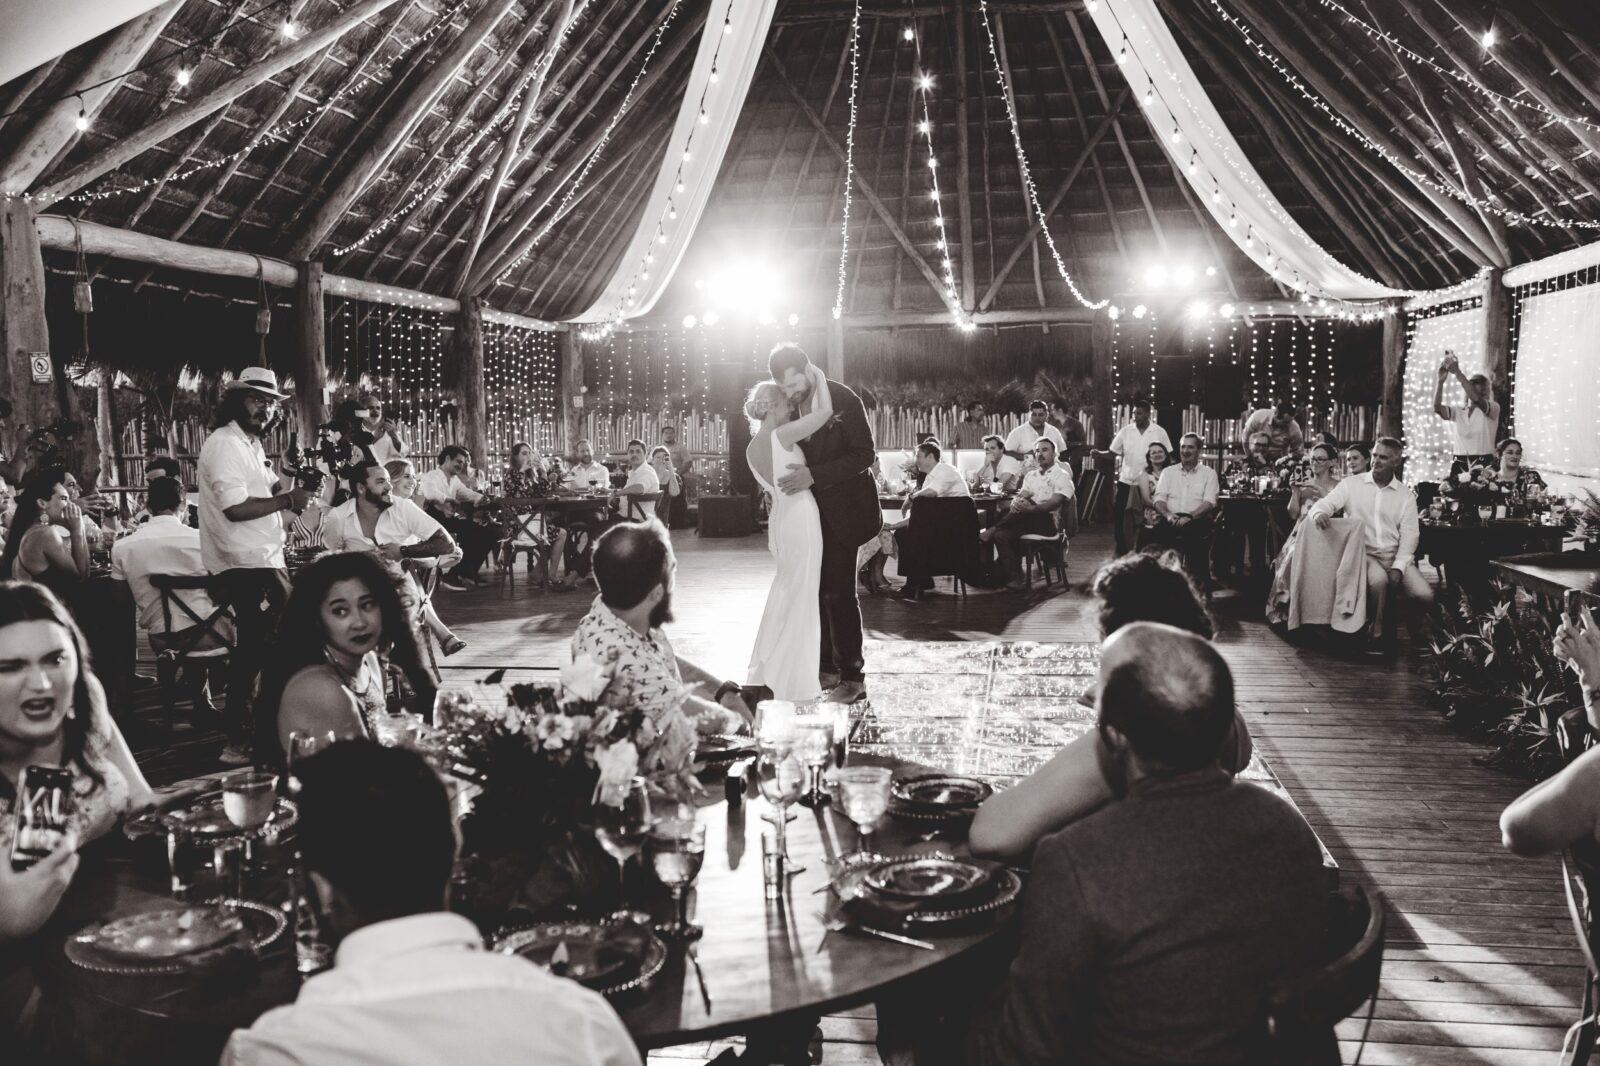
[1205,265,1217,277]
[703,310,720,326]
[904,25,915,41]
[1132,304,1148,319]
[1144,265,1166,287]
[1219,302,1235,318]
[788,313,800,326]
[1107,305,1121,320]
[1188,300,1211,319]
[682,314,697,329]
[1173,265,1194,286]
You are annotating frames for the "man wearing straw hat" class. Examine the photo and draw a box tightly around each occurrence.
[198,367,312,766]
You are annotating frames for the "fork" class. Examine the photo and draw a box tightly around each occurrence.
[820,917,934,950]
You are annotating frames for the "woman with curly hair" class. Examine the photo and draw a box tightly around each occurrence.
[253,552,436,770]
[1,470,89,602]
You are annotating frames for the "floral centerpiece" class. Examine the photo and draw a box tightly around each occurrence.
[1439,463,1508,514]
[439,655,693,924]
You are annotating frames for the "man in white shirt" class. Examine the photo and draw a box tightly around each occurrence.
[1003,402,1067,470]
[1098,398,1172,555]
[112,477,230,718]
[1309,436,1432,651]
[322,460,457,565]
[354,394,409,467]
[1150,432,1220,588]
[221,743,641,1066]
[1432,351,1500,470]
[1239,399,1304,463]
[982,438,1075,591]
[895,441,974,599]
[197,368,311,765]
[417,444,496,586]
[557,438,614,586]
[619,439,660,496]
[562,438,612,492]
[910,441,971,500]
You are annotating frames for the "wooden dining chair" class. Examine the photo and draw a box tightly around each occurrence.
[149,574,235,736]
[619,491,662,523]
[1264,885,1386,1066]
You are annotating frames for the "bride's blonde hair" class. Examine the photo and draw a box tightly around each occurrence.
[744,381,788,432]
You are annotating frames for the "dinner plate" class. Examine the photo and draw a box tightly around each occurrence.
[695,734,757,765]
[66,898,287,976]
[903,868,1024,926]
[866,856,992,902]
[491,920,664,995]
[88,905,245,960]
[890,774,993,810]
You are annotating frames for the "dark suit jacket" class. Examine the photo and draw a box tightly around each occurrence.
[798,380,882,547]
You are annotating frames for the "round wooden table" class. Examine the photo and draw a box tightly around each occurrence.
[29,759,1017,1062]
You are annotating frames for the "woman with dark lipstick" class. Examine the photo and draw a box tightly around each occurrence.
[254,552,435,770]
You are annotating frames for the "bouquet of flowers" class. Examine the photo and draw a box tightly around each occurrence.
[1440,463,1508,506]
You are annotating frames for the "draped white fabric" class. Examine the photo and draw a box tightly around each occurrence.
[568,0,779,323]
[1082,0,1408,301]
[1510,285,1600,481]
[1401,305,1486,484]
[0,0,172,87]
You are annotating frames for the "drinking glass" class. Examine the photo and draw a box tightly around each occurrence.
[754,700,797,740]
[756,740,806,875]
[1477,504,1494,524]
[646,820,707,941]
[836,766,893,868]
[593,777,654,907]
[166,825,208,899]
[820,701,852,776]
[793,715,834,808]
[286,730,340,795]
[222,770,279,869]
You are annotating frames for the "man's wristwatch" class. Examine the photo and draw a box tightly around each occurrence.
[713,681,743,705]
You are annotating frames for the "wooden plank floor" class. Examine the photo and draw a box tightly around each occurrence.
[195,527,1587,1064]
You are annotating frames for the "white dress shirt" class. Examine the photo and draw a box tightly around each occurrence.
[621,461,660,493]
[976,455,1024,487]
[1108,421,1175,485]
[321,497,447,554]
[563,461,612,491]
[1154,461,1220,517]
[197,422,286,572]
[417,468,483,512]
[221,912,641,1066]
[918,461,971,497]
[1442,402,1500,456]
[1003,421,1067,460]
[110,515,217,635]
[1308,472,1421,572]
[1020,462,1076,507]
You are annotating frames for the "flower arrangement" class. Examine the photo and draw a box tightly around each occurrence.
[1439,463,1508,505]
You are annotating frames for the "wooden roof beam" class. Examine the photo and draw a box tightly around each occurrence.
[0,58,62,140]
[994,13,1044,310]
[778,20,857,248]
[1496,7,1600,121]
[954,0,977,310]
[850,18,902,310]
[1042,16,1129,270]
[32,0,407,206]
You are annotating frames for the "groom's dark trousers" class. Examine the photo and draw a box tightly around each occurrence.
[798,380,882,684]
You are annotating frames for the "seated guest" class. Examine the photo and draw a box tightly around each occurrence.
[981,438,1074,592]
[501,441,543,499]
[619,439,660,498]
[1149,432,1219,586]
[908,441,970,500]
[254,552,436,770]
[1287,442,1341,522]
[970,551,1253,861]
[971,624,1326,1066]
[1240,397,1304,461]
[1343,443,1370,477]
[220,742,641,1066]
[555,439,612,588]
[1,470,89,601]
[417,445,496,590]
[1501,601,1600,856]
[1308,436,1432,651]
[111,477,231,715]
[1493,437,1545,498]
[1122,441,1168,554]
[60,472,105,540]
[563,438,611,492]
[1002,400,1066,470]
[321,461,457,567]
[385,460,467,654]
[1223,431,1274,483]
[650,446,681,525]
[572,521,748,772]
[0,581,154,942]
[973,434,1022,494]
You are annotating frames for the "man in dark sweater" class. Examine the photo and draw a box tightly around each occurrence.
[974,623,1327,1066]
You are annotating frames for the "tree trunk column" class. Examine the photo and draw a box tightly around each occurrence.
[1091,308,1113,448]
[0,198,58,472]
[558,330,583,458]
[1481,268,1510,438]
[292,261,327,440]
[1379,301,1405,439]
[455,298,489,472]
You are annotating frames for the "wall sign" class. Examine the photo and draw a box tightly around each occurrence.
[28,353,52,384]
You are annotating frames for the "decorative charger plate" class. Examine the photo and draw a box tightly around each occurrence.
[902,868,1023,926]
[865,856,992,902]
[66,899,287,976]
[890,774,994,809]
[491,921,667,996]
[695,734,757,765]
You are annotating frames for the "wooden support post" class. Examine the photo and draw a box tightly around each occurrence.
[1091,308,1113,448]
[454,298,489,471]
[0,197,60,472]
[558,330,583,456]
[1482,268,1510,431]
[293,261,328,438]
[826,315,846,381]
[1379,303,1405,439]
[96,377,118,490]
[953,0,976,311]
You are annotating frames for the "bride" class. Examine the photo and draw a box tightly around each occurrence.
[745,365,834,700]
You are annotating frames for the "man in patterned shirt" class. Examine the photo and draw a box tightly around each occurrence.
[571,521,750,766]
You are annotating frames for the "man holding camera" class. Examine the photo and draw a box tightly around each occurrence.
[198,369,312,766]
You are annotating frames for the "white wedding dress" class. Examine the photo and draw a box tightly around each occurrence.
[747,431,823,700]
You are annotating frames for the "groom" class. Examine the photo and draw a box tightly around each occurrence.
[770,343,882,703]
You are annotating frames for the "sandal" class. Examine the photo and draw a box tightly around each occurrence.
[441,636,468,656]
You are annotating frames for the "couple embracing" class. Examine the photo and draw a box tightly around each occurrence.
[744,344,882,704]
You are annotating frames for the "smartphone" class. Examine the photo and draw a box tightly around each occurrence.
[10,765,74,871]
[1566,588,1586,625]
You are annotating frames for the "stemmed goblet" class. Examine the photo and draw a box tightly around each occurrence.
[593,777,654,908]
[793,714,834,808]
[835,766,893,869]
[646,819,707,941]
[755,739,806,876]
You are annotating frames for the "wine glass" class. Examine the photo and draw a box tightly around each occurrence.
[646,819,707,941]
[821,701,853,778]
[756,739,806,875]
[593,777,654,908]
[286,729,340,794]
[836,766,893,868]
[793,714,834,808]
[222,769,279,874]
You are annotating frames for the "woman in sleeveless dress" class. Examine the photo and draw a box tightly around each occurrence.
[745,368,834,700]
[0,470,89,605]
[253,551,436,770]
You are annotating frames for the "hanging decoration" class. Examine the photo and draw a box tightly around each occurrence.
[484,323,560,458]
[1402,294,1486,485]
[828,0,864,321]
[1506,264,1600,482]
[905,12,972,329]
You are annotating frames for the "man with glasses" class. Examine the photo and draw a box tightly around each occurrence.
[197,368,312,765]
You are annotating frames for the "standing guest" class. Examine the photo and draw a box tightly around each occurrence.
[417,445,496,590]
[254,551,435,770]
[1150,432,1220,586]
[1240,398,1305,462]
[1,469,89,602]
[982,438,1074,592]
[1492,438,1546,497]
[111,477,230,716]
[1308,436,1432,652]
[951,401,988,451]
[1433,350,1499,472]
[971,624,1325,1066]
[1344,443,1370,477]
[1003,401,1067,469]
[143,456,180,483]
[660,427,694,528]
[220,742,641,1066]
[908,441,970,500]
[619,439,660,496]
[197,369,311,766]
[0,582,154,943]
[353,394,409,466]
[1123,441,1170,553]
[650,446,681,526]
[1048,399,1088,476]
[1097,397,1172,555]
[385,460,467,655]
[973,435,1023,494]
[562,439,611,493]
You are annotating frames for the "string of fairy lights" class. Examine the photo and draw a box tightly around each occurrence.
[904,9,971,329]
[484,322,559,457]
[1401,293,1486,483]
[1506,263,1600,479]
[828,0,864,322]
[59,0,477,206]
[1205,0,1600,232]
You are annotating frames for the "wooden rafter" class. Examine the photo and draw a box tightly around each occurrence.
[953,0,976,309]
[778,19,856,248]
[892,79,916,309]
[850,18,902,310]
[1042,16,1128,269]
[0,58,61,140]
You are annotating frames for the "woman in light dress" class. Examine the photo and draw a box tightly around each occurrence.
[1267,442,1343,626]
[745,366,835,700]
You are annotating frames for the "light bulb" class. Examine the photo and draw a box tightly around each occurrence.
[1117,42,1128,65]
[668,207,678,220]
[788,313,799,326]
[1087,0,1098,10]
[1187,152,1197,175]
[935,238,945,250]
[682,149,691,162]
[1143,85,1154,106]
[927,156,937,168]
[903,25,915,41]
[1107,305,1121,320]
[281,19,299,39]
[698,109,708,125]
[704,311,719,326]
[929,189,939,200]
[918,74,933,91]
[658,232,668,244]
[723,18,732,34]
[676,180,685,192]
[176,67,191,86]
[645,252,653,263]
[1132,304,1148,319]
[709,67,719,83]
[1228,213,1238,227]
[75,107,88,131]
[1170,126,1182,144]
[1220,302,1235,317]
[1481,28,1496,48]
[917,120,930,135]
[1211,187,1221,203]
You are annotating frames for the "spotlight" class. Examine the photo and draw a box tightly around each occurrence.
[682,314,697,329]
[1219,302,1235,317]
[1188,300,1211,319]
[903,24,915,41]
[703,310,720,326]
[788,313,799,326]
[176,67,191,87]
[1144,265,1166,287]
[918,74,933,91]
[1132,304,1148,319]
[1174,265,1194,286]
[958,319,977,332]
